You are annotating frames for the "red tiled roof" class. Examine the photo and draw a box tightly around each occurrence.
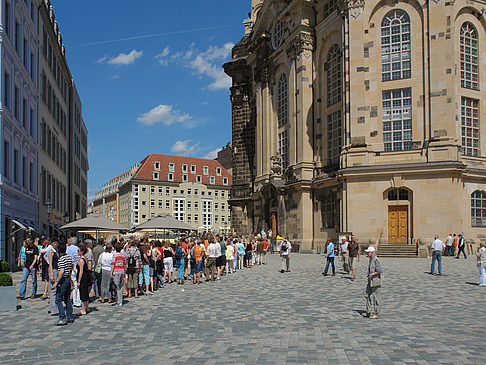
[133,154,232,186]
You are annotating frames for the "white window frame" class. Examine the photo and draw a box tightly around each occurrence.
[168,172,173,181]
[168,163,175,172]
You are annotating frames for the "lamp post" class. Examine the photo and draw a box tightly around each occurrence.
[63,212,70,240]
[45,200,53,237]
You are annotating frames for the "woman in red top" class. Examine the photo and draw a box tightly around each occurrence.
[111,241,126,307]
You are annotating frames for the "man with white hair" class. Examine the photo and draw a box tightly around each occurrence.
[363,246,382,319]
[429,235,445,275]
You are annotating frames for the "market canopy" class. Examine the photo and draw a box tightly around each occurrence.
[60,215,127,232]
[134,214,196,232]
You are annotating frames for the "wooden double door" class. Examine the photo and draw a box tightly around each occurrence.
[388,205,408,244]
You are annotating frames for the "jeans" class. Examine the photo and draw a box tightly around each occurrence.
[457,246,467,259]
[445,246,452,256]
[93,272,102,296]
[480,266,486,286]
[49,269,59,314]
[55,276,73,322]
[324,257,335,275]
[19,267,37,298]
[430,251,442,274]
[112,273,124,305]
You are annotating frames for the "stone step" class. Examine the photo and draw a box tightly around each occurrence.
[377,244,417,257]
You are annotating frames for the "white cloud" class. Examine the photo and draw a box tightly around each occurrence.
[156,42,233,90]
[155,47,170,66]
[137,104,191,126]
[171,140,201,156]
[101,50,143,65]
[203,148,219,159]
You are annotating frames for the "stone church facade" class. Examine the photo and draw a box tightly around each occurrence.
[224,0,486,253]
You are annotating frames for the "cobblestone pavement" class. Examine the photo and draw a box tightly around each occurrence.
[1,254,485,364]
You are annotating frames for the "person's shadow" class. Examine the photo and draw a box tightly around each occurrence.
[465,282,479,286]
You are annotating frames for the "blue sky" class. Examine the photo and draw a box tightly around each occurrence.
[51,0,250,200]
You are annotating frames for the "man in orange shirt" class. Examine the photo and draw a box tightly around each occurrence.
[181,238,189,279]
[263,239,269,264]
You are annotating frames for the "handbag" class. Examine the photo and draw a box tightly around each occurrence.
[94,253,102,274]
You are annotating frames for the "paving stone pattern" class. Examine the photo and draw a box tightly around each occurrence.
[0,254,484,364]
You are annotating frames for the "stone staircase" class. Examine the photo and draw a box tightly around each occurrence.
[377,243,418,258]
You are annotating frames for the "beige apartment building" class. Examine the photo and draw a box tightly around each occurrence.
[224,0,486,254]
[93,154,232,233]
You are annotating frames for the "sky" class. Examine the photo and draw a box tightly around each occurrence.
[51,0,250,201]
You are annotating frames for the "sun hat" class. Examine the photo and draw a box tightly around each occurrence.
[364,246,376,253]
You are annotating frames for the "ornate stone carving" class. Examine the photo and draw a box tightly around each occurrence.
[346,0,365,19]
[285,32,314,59]
[270,153,283,177]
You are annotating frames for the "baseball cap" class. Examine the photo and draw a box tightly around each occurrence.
[364,246,376,253]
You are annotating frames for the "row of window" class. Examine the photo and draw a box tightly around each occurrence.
[142,186,228,199]
[41,167,67,213]
[3,140,35,192]
[4,0,37,82]
[42,25,69,103]
[133,212,230,225]
[152,171,228,185]
[141,199,229,211]
[154,161,223,176]
[40,119,67,173]
[41,72,67,136]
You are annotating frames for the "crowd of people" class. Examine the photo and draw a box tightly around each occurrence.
[15,233,278,326]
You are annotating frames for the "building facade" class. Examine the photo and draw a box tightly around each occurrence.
[0,0,88,263]
[93,154,232,234]
[225,0,486,253]
[1,0,40,264]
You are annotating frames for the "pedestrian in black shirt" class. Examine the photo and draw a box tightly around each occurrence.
[18,237,39,299]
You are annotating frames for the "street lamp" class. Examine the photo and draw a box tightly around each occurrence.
[45,200,53,237]
[63,212,70,224]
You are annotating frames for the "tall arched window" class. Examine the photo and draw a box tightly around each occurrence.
[460,22,479,90]
[471,190,486,226]
[327,44,342,106]
[277,74,288,127]
[381,10,411,81]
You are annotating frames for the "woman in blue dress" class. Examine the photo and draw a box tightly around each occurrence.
[175,242,186,284]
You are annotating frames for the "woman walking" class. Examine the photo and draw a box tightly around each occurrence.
[99,243,114,303]
[40,238,50,299]
[138,243,151,294]
[76,243,90,315]
[477,242,486,286]
[226,240,235,274]
[111,242,126,306]
[52,242,74,326]
[163,242,175,284]
[175,242,186,284]
[125,240,141,298]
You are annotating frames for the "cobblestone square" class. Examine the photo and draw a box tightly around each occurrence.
[1,254,484,364]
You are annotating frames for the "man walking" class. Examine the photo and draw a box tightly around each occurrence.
[18,237,38,299]
[322,239,335,276]
[430,235,445,275]
[339,237,349,273]
[205,239,219,281]
[280,237,291,273]
[348,235,360,281]
[456,234,467,259]
[445,234,453,256]
[363,247,382,319]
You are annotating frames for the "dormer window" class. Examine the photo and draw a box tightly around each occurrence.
[182,164,188,172]
[203,166,208,175]
[153,172,159,180]
[223,177,228,185]
[210,176,215,184]
[168,172,173,181]
[191,164,196,173]
[154,161,160,170]
[182,174,188,182]
[168,163,175,172]
[196,175,202,183]
[216,167,222,176]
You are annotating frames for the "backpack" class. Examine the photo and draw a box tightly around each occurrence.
[175,248,182,260]
[281,241,288,251]
[127,252,137,269]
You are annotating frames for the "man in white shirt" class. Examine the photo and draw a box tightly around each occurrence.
[339,237,349,273]
[205,239,219,281]
[445,234,453,256]
[429,235,445,275]
[280,238,291,273]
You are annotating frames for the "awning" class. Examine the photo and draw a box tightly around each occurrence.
[11,219,27,230]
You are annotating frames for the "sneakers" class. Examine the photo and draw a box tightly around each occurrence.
[56,320,67,326]
[280,269,285,273]
[362,312,370,318]
[369,314,378,319]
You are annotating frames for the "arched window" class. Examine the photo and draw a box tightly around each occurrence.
[277,74,288,127]
[460,23,479,90]
[381,10,411,81]
[471,190,486,226]
[327,44,342,106]
[388,188,409,201]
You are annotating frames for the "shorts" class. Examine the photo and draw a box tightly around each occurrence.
[216,255,224,267]
[163,257,173,272]
[139,265,150,285]
[195,260,204,272]
[349,256,358,270]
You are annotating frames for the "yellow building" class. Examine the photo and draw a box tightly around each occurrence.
[224,0,486,254]
[93,154,232,234]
